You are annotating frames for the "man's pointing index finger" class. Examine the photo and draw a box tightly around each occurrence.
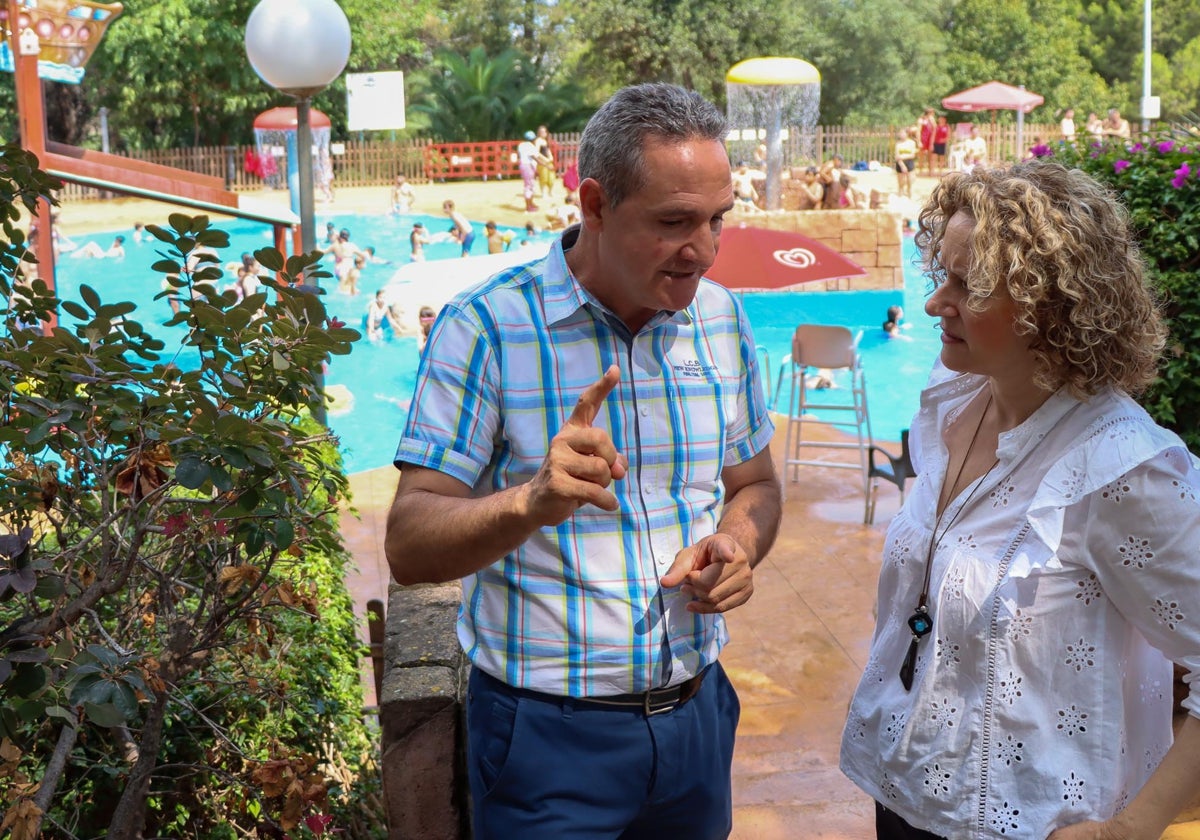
[566,365,620,428]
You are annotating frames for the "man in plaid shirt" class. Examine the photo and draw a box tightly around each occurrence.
[386,83,781,839]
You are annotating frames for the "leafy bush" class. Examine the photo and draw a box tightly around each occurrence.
[0,143,383,838]
[1045,132,1200,449]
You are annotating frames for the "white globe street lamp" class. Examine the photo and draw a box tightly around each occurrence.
[245,0,350,427]
[245,0,351,255]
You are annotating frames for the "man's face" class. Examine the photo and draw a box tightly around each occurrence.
[578,136,734,332]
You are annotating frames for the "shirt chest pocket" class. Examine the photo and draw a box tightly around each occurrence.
[638,370,736,495]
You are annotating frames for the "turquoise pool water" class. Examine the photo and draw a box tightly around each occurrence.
[49,213,935,474]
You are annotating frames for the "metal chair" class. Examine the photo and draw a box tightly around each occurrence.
[780,325,873,510]
[866,429,916,524]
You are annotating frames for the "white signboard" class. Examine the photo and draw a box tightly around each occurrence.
[346,71,406,132]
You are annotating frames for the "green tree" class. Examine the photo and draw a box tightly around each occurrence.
[343,0,441,74]
[1152,0,1200,57]
[3,0,439,151]
[568,0,959,125]
[439,0,575,79]
[319,0,444,137]
[1078,0,1199,118]
[413,46,592,140]
[940,0,1111,124]
[85,0,274,149]
[570,0,795,108]
[790,0,951,125]
[1126,45,1200,122]
[1079,0,1141,88]
[1162,38,1200,119]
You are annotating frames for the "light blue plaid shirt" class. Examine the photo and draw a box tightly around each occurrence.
[395,229,774,696]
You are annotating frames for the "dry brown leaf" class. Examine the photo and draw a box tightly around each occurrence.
[114,444,175,500]
[217,565,260,596]
[0,798,43,840]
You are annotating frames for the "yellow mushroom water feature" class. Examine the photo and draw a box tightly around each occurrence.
[725,57,821,211]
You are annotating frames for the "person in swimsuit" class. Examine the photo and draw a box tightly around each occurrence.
[442,200,475,257]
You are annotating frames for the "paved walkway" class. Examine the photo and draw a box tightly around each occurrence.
[341,423,1200,839]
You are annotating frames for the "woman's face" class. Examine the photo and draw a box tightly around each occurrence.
[925,212,1036,384]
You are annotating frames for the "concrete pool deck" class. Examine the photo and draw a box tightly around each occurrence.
[341,420,1200,839]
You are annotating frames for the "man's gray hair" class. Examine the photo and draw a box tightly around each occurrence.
[577,83,729,207]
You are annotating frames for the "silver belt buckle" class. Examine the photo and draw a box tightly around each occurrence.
[643,688,676,716]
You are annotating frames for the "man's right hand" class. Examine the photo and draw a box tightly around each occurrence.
[520,365,628,527]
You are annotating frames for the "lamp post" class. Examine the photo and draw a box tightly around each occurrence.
[244,0,351,255]
[1141,0,1154,134]
[245,0,350,427]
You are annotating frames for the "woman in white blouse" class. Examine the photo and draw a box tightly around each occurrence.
[841,160,1200,839]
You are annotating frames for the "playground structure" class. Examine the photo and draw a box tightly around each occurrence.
[0,0,122,82]
[252,105,333,213]
[2,0,299,329]
[726,56,822,211]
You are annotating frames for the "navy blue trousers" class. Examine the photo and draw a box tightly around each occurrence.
[466,662,740,839]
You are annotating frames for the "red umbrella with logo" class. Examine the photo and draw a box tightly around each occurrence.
[706,223,868,292]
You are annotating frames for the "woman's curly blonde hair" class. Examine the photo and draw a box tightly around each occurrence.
[915,160,1165,397]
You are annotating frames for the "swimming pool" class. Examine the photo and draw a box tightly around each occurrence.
[49,213,935,474]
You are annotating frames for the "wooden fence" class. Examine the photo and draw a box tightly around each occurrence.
[54,124,1058,203]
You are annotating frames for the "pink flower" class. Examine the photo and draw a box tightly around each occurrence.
[1130,142,1145,153]
[1029,144,1053,158]
[1171,162,1192,189]
[1157,140,1176,153]
[1113,159,1131,173]
[327,316,346,330]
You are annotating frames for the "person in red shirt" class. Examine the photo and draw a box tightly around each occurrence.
[932,115,950,176]
[917,108,937,176]
[561,161,580,203]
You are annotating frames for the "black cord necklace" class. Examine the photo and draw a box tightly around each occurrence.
[899,392,999,691]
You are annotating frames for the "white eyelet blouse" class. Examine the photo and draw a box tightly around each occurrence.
[841,366,1200,838]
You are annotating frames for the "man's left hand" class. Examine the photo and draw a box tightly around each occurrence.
[661,533,753,614]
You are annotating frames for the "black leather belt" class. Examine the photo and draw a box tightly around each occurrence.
[578,667,710,716]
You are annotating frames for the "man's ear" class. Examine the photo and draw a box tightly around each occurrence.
[577,178,607,229]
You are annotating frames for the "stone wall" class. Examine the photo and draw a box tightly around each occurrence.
[728,206,905,291]
[379,581,469,840]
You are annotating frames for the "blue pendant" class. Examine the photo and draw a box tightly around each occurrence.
[907,609,932,637]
